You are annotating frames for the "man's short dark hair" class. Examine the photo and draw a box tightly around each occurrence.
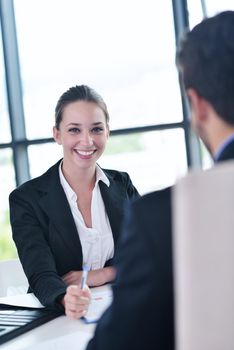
[176,11,234,125]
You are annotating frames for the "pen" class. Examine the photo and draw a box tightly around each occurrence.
[80,264,89,289]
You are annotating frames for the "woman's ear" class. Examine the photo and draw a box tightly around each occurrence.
[53,126,62,145]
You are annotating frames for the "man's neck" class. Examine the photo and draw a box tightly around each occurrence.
[205,112,234,158]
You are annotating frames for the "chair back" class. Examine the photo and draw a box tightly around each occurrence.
[173,160,234,350]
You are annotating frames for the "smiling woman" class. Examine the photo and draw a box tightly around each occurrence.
[53,100,109,177]
[9,85,140,319]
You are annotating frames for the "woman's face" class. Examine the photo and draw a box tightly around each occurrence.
[53,100,109,171]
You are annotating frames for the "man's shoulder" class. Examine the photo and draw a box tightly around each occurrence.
[132,186,171,210]
[124,186,172,230]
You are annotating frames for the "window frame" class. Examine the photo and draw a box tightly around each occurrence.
[0,0,202,187]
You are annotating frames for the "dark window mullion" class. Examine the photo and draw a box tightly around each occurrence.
[0,0,30,186]
[172,0,202,168]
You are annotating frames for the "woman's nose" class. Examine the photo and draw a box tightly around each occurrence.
[80,131,93,146]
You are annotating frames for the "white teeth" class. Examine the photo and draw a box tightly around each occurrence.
[76,150,95,156]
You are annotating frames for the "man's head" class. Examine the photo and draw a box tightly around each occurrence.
[176,11,234,155]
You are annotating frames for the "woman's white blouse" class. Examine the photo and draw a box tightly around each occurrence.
[59,162,114,270]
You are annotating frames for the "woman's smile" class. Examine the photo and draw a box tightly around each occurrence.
[74,149,97,159]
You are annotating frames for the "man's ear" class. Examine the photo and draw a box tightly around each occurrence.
[186,88,208,122]
[53,126,62,145]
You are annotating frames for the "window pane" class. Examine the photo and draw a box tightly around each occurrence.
[28,130,187,194]
[28,142,62,178]
[187,0,204,28]
[100,129,188,194]
[14,0,182,140]
[200,140,213,170]
[0,149,17,260]
[0,27,11,143]
[205,0,234,16]
[187,0,234,29]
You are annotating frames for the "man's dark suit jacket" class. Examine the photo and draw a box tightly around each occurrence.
[9,160,139,309]
[86,139,234,350]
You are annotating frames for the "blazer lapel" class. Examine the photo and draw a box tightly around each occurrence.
[37,162,83,259]
[99,176,125,245]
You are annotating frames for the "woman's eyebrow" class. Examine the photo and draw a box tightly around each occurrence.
[65,121,105,127]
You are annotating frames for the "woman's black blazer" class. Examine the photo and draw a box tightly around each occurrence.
[9,160,139,308]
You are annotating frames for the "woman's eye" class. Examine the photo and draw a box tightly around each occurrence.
[92,127,103,133]
[68,127,80,133]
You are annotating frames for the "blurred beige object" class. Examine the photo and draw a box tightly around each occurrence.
[173,160,234,350]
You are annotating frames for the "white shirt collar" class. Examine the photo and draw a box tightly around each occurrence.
[59,162,76,201]
[95,164,110,187]
[58,161,110,201]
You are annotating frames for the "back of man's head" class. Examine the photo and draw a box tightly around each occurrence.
[176,11,234,126]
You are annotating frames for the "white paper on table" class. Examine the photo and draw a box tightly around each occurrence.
[0,292,44,308]
[83,288,113,323]
[23,331,93,350]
